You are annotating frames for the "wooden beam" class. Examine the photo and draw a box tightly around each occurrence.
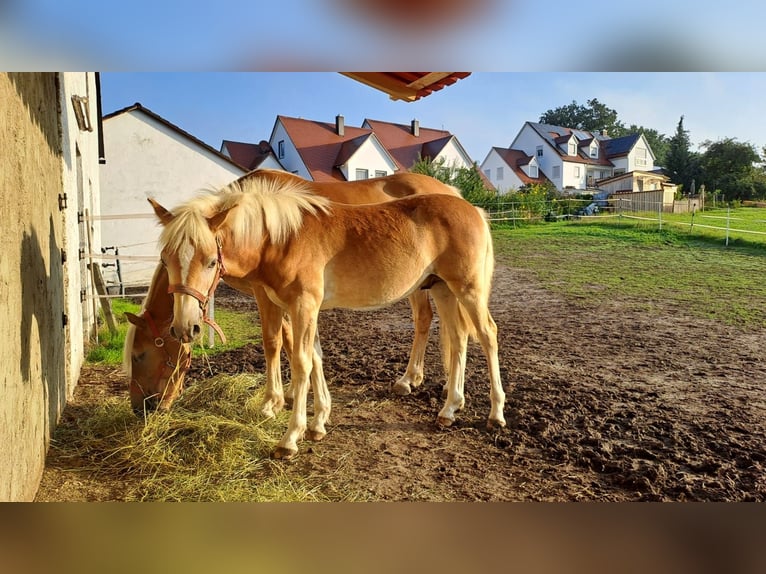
[341,73,420,102]
[405,72,452,91]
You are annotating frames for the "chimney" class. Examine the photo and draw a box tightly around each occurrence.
[601,128,608,137]
[411,119,419,137]
[336,114,344,136]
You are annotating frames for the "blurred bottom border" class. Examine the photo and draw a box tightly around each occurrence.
[1,503,764,574]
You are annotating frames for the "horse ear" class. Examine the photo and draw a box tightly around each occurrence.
[148,198,174,226]
[125,312,146,328]
[207,205,237,233]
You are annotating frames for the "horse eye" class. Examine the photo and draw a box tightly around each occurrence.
[208,259,217,269]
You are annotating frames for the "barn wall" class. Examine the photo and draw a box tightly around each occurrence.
[100,110,245,286]
[0,73,67,501]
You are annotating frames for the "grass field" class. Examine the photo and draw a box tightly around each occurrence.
[492,220,766,328]
[594,206,766,248]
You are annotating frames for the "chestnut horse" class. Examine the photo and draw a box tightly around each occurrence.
[150,175,505,459]
[124,169,459,415]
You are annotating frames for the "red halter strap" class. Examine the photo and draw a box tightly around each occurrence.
[167,236,228,344]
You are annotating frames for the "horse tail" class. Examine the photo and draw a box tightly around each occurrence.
[454,206,494,343]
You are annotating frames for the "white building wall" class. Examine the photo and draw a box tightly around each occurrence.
[341,137,397,180]
[510,124,561,187]
[100,111,245,286]
[480,149,523,193]
[270,121,310,179]
[433,138,472,170]
[58,72,102,398]
[562,161,588,190]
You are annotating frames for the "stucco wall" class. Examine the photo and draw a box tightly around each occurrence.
[0,73,67,501]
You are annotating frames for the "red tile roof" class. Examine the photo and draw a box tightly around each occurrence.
[221,139,277,170]
[277,115,377,182]
[493,148,551,186]
[363,118,454,171]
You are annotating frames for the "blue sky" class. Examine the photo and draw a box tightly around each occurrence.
[101,73,766,165]
[3,2,765,70]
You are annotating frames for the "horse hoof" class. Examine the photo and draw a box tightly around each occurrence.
[392,381,412,396]
[437,416,454,428]
[272,446,298,460]
[307,430,326,442]
[486,418,506,430]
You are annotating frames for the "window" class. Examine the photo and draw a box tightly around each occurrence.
[374,170,387,178]
[496,167,503,180]
[355,168,369,180]
[484,169,491,179]
[589,144,598,159]
[635,147,647,167]
[529,165,538,178]
[552,165,560,179]
[574,166,580,177]
[277,140,285,159]
[568,141,576,156]
[536,145,543,158]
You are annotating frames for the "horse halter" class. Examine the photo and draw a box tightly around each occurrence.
[167,236,228,344]
[133,309,192,402]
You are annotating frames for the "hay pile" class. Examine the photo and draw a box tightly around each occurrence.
[55,374,329,501]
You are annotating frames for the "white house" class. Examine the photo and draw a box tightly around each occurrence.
[100,103,247,286]
[268,114,398,182]
[362,118,475,172]
[480,147,550,194]
[483,122,657,194]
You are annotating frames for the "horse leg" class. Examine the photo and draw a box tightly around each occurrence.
[392,290,432,395]
[254,287,286,419]
[454,288,506,430]
[280,314,294,406]
[273,300,320,459]
[430,285,468,426]
[307,330,331,441]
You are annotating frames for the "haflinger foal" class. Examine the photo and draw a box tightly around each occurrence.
[124,169,459,416]
[150,174,505,459]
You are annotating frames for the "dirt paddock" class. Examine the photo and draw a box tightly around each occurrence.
[37,263,766,501]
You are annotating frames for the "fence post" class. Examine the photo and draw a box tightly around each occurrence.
[658,198,663,231]
[726,206,731,247]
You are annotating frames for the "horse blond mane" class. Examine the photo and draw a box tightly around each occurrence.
[158,170,331,254]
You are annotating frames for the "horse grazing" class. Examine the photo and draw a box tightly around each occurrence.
[123,261,192,414]
[150,174,505,459]
[125,169,458,416]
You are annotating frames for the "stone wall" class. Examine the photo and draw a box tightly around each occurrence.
[0,73,68,501]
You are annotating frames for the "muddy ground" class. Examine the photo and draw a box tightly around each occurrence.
[37,263,766,501]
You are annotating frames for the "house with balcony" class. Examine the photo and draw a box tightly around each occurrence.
[481,121,660,195]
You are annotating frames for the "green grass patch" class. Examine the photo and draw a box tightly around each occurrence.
[86,298,262,366]
[493,221,766,328]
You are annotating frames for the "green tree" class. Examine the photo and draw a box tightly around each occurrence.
[411,156,495,204]
[539,98,625,134]
[699,137,764,201]
[664,115,700,193]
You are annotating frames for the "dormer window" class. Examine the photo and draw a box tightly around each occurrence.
[568,140,577,156]
[529,165,538,178]
[589,143,599,159]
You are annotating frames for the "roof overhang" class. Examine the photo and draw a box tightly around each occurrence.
[341,72,470,102]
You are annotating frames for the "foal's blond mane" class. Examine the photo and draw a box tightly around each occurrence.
[158,171,331,255]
